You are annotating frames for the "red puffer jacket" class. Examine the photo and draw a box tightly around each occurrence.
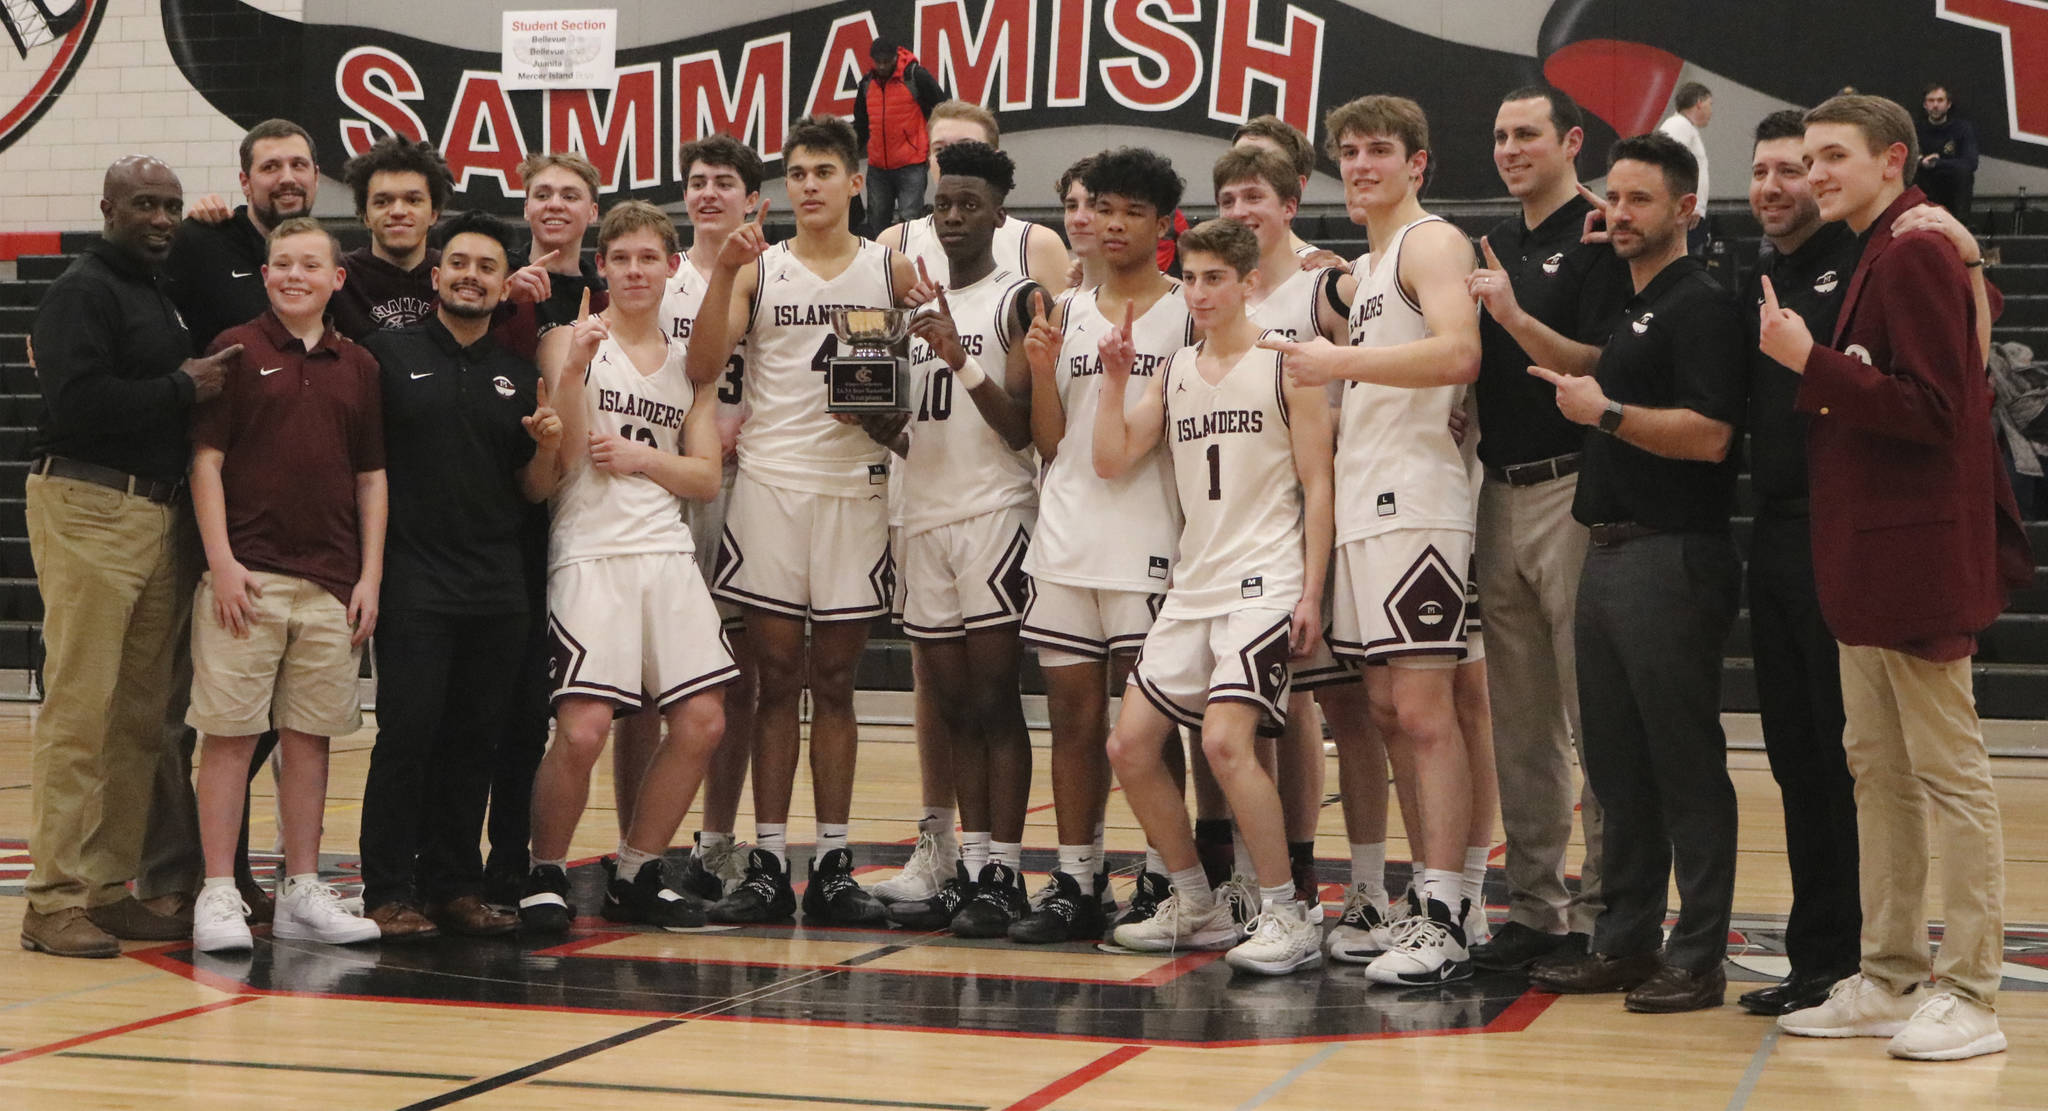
[853,47,948,170]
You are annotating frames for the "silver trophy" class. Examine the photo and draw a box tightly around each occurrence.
[825,307,914,412]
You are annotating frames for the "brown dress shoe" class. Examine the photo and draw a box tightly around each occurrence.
[1528,951,1662,994]
[367,902,441,942]
[140,892,196,926]
[21,906,120,958]
[87,895,191,941]
[1626,963,1727,1013]
[238,877,275,925]
[428,894,518,937]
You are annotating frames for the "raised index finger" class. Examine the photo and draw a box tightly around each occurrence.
[1760,274,1781,313]
[577,287,591,318]
[530,248,561,270]
[534,374,550,409]
[754,197,771,225]
[1031,289,1048,322]
[1122,299,1134,334]
[1480,235,1501,270]
[1526,364,1567,385]
[1576,182,1608,210]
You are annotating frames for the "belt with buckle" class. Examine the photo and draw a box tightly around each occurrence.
[1486,453,1582,488]
[35,456,184,505]
[1587,521,1660,546]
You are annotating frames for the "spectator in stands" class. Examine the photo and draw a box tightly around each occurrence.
[1658,82,1714,254]
[145,116,324,928]
[852,39,946,236]
[330,137,451,340]
[19,156,240,957]
[1917,84,1978,223]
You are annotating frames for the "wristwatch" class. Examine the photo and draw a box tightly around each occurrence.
[1598,400,1624,435]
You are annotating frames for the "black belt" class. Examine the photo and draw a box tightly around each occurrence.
[1587,521,1660,546]
[1486,453,1582,488]
[35,456,184,505]
[1760,496,1811,517]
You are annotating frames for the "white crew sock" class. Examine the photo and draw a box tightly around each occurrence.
[697,831,734,856]
[919,806,957,844]
[1349,841,1387,899]
[816,823,849,857]
[1462,846,1489,908]
[1057,845,1097,893]
[280,872,320,899]
[1168,863,1214,911]
[617,843,660,880]
[1144,847,1168,878]
[961,832,992,876]
[1419,868,1462,913]
[756,823,788,868]
[990,841,1023,869]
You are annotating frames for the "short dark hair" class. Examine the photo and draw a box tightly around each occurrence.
[1176,218,1259,278]
[265,215,339,264]
[783,113,861,172]
[434,209,513,260]
[1613,130,1695,197]
[935,140,1015,198]
[1230,115,1314,180]
[1752,109,1808,151]
[1499,85,1583,139]
[1609,131,1698,197]
[1212,145,1301,205]
[1056,155,1097,201]
[1324,95,1430,162]
[239,119,316,175]
[679,134,765,195]
[1675,82,1713,111]
[869,39,897,62]
[1081,147,1184,216]
[343,135,453,216]
[1923,82,1949,98]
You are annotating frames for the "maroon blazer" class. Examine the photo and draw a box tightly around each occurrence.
[1796,187,2032,651]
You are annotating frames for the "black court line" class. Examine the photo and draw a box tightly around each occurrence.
[838,943,909,968]
[52,1049,469,1081]
[396,1017,685,1110]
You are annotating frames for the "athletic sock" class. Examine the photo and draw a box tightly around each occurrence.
[280,872,319,899]
[1418,868,1462,914]
[1259,883,1294,914]
[1057,845,1096,894]
[1168,863,1214,912]
[919,806,957,842]
[1092,821,1106,863]
[697,831,734,857]
[617,843,659,880]
[1231,828,1256,882]
[816,823,849,857]
[203,875,234,891]
[990,841,1023,869]
[1349,841,1387,899]
[961,832,992,876]
[1462,846,1489,909]
[757,824,788,868]
[1144,847,1168,879]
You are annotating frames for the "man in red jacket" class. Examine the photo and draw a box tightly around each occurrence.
[1759,94,2031,1063]
[852,40,946,237]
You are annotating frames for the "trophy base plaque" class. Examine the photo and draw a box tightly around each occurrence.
[826,356,911,412]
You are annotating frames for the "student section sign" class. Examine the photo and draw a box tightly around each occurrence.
[145,0,2048,212]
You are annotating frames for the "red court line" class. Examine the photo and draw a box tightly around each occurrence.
[0,995,258,1067]
[1000,1043,1149,1111]
[1482,988,1558,1034]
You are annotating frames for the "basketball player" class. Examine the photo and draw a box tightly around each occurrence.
[1214,145,1384,931]
[520,201,735,934]
[1009,148,1192,944]
[1229,116,1320,257]
[617,134,768,903]
[869,102,1063,907]
[684,115,923,925]
[868,141,1040,937]
[1058,157,1105,292]
[1097,217,1334,973]
[1259,95,1486,985]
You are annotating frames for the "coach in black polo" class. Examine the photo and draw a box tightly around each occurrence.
[356,211,562,942]
[1465,85,1632,971]
[1524,132,1747,1014]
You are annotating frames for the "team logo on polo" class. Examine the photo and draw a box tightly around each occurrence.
[1542,252,1564,275]
[1814,269,1839,294]
[0,0,102,155]
[493,375,516,397]
[1631,312,1654,334]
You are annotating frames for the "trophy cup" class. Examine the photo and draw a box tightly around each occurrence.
[825,307,914,413]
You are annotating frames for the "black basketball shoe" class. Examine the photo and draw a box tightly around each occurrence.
[1009,870,1108,944]
[802,847,887,926]
[518,864,573,934]
[885,862,974,930]
[950,862,1029,938]
[1109,870,1169,931]
[603,858,709,930]
[709,849,797,924]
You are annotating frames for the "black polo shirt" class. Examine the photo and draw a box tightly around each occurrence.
[1741,222,1863,504]
[1475,195,1634,467]
[1573,255,1747,533]
[162,206,271,352]
[30,240,197,482]
[363,318,539,615]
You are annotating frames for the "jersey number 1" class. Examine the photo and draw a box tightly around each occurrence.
[1205,443,1221,501]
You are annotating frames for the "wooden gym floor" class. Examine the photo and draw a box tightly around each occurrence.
[2,702,2047,1109]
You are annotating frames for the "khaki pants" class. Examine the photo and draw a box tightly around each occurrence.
[25,473,196,913]
[1475,472,1604,935]
[1838,643,2004,1007]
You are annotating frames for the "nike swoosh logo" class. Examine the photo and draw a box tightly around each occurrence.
[259,366,282,376]
[410,371,434,379]
[231,271,255,278]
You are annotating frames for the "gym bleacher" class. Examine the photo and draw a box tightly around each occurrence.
[2,200,2043,718]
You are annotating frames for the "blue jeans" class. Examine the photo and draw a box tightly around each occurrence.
[866,163,927,236]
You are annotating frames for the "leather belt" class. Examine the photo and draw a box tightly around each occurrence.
[1486,453,1582,488]
[1587,521,1660,546]
[35,456,184,505]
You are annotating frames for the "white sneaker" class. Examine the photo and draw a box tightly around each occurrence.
[1363,896,1471,985]
[1326,884,1405,964]
[1226,902,1324,975]
[872,831,953,905]
[705,838,751,896]
[192,885,252,953]
[1887,993,2007,1061]
[274,881,381,945]
[1778,974,1921,1039]
[1111,891,1243,952]
[1218,874,1260,929]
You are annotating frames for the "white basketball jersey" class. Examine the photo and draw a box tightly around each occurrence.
[661,258,747,432]
[1247,265,1337,344]
[900,214,1035,287]
[1159,338,1303,618]
[1336,216,1472,544]
[1024,283,1192,591]
[902,269,1038,534]
[550,333,698,569]
[738,239,898,497]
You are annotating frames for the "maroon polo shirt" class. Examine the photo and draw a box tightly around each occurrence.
[193,310,385,604]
